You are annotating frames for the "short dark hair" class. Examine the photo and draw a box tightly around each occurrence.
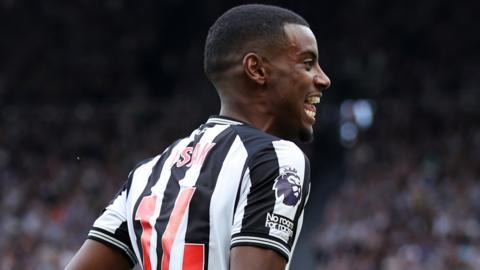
[204,4,309,80]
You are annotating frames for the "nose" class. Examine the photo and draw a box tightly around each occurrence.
[314,69,331,90]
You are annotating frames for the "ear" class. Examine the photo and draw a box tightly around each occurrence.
[242,53,267,85]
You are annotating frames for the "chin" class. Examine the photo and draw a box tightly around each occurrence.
[298,127,314,143]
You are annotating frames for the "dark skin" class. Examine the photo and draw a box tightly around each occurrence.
[65,23,330,270]
[65,240,131,270]
[217,24,331,142]
[65,241,285,270]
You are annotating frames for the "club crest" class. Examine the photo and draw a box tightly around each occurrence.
[273,167,302,206]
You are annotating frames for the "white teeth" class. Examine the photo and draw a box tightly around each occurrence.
[306,96,320,104]
[305,109,316,119]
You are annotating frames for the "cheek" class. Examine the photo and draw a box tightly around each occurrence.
[270,70,306,116]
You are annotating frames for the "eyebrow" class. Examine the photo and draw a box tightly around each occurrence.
[299,50,318,61]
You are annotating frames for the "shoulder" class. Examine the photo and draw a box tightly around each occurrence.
[227,126,309,171]
[270,140,305,157]
[270,140,309,168]
[231,125,304,156]
[126,138,186,193]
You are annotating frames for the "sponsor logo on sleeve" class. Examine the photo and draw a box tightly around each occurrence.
[265,212,294,240]
[273,167,302,206]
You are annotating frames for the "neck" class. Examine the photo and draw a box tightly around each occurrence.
[219,100,274,133]
[214,77,275,135]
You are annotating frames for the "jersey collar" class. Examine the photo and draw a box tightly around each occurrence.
[207,115,245,126]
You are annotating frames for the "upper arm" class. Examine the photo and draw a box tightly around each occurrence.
[86,181,137,266]
[230,246,286,270]
[231,140,310,267]
[65,239,131,270]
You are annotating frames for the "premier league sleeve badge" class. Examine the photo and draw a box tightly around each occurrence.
[273,167,302,207]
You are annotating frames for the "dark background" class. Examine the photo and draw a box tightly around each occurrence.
[1,0,479,269]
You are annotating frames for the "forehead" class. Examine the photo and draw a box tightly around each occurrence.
[282,24,318,56]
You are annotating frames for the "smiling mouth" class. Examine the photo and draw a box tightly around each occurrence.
[304,95,320,120]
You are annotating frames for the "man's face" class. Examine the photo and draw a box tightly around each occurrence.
[265,24,331,142]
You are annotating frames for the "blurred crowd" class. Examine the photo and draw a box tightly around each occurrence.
[312,0,480,269]
[1,0,479,269]
[0,1,216,269]
[0,96,212,269]
[316,98,480,270]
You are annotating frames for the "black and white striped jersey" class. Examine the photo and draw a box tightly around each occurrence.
[88,115,311,270]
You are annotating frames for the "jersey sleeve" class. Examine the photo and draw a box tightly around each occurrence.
[87,173,137,267]
[231,140,311,262]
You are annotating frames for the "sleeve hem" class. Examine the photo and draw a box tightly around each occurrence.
[88,229,137,267]
[231,235,290,262]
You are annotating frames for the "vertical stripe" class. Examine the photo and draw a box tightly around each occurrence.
[271,141,306,239]
[126,157,155,197]
[183,129,237,248]
[231,167,252,235]
[153,173,181,267]
[155,124,228,270]
[207,136,248,270]
[130,139,186,268]
[153,140,195,268]
[285,179,309,270]
[127,156,161,264]
[161,187,196,270]
[147,127,207,268]
[135,194,158,270]
[271,141,305,218]
[232,162,249,222]
[169,125,231,269]
[240,142,278,235]
[149,139,194,270]
[288,156,310,247]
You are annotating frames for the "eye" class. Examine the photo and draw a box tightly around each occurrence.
[304,59,314,71]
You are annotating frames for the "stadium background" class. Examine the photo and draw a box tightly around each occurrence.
[1,0,479,269]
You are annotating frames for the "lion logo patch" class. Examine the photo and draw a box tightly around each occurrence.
[273,167,302,206]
